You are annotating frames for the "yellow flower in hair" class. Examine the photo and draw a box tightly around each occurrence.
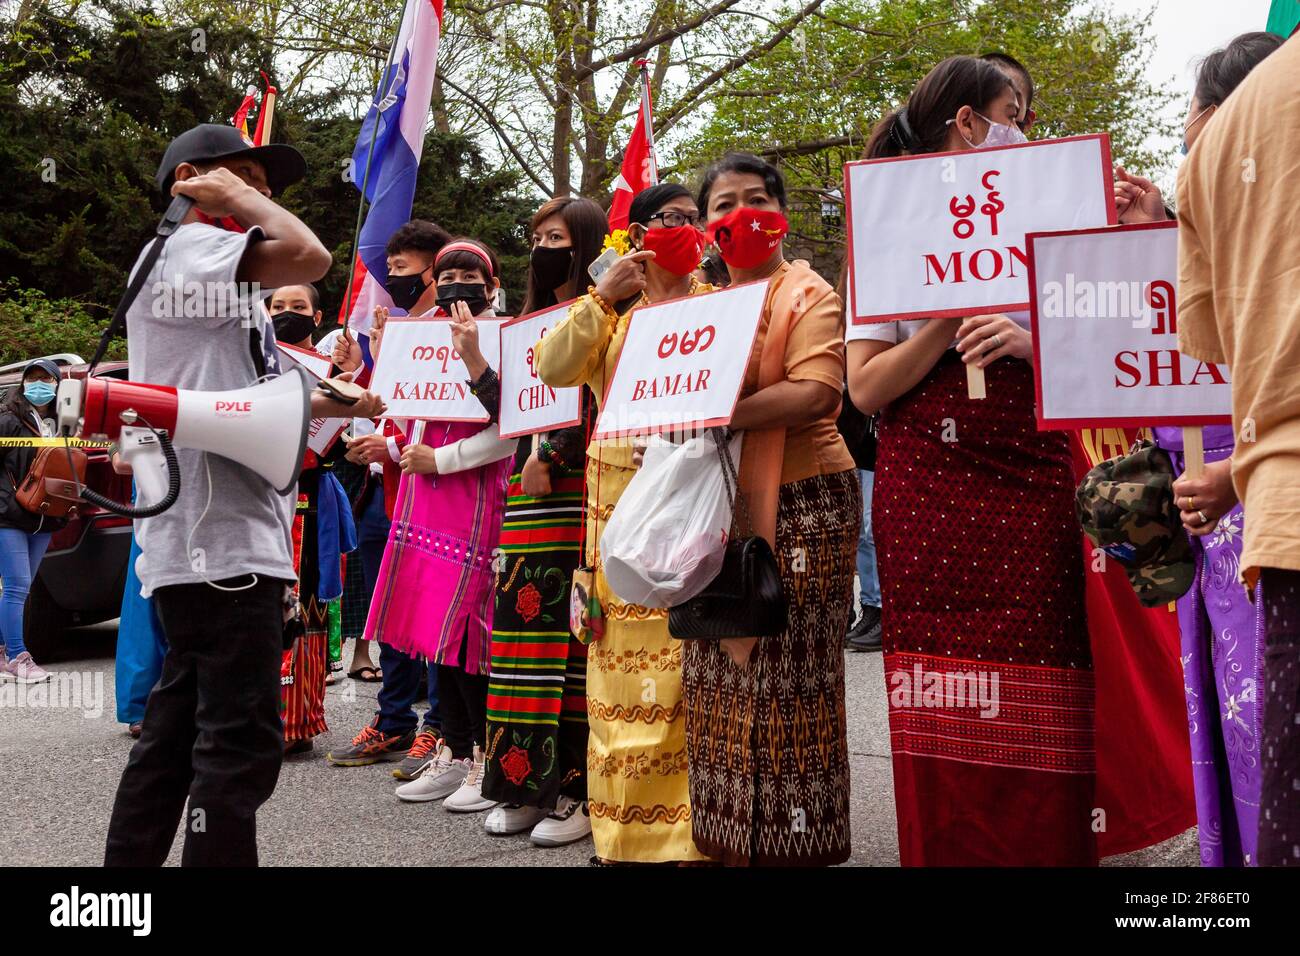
[602,229,631,256]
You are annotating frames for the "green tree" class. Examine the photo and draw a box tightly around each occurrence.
[0,1,534,358]
[671,0,1178,269]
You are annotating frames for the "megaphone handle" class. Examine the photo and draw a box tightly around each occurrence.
[120,427,170,508]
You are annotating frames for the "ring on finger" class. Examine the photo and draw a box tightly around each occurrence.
[1197,509,1211,526]
[989,333,1002,351]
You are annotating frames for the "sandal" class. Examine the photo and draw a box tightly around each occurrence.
[348,665,382,683]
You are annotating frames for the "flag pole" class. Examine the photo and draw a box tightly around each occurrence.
[254,71,278,146]
[341,12,406,328]
[637,59,659,187]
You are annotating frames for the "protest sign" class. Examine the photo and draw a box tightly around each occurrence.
[593,280,768,440]
[369,317,505,421]
[844,134,1115,325]
[498,302,583,439]
[276,342,346,455]
[1028,221,1231,471]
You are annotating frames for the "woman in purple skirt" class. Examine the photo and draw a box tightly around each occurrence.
[1156,426,1261,866]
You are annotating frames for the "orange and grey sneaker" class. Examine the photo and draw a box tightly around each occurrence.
[393,726,444,780]
[326,718,416,767]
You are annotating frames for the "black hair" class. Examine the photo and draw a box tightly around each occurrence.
[696,152,787,212]
[981,51,1034,112]
[627,183,692,226]
[864,56,1014,159]
[521,196,609,315]
[278,282,321,312]
[385,219,453,259]
[1193,31,1284,108]
[435,238,500,281]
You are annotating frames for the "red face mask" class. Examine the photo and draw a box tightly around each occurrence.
[705,207,788,269]
[195,209,247,234]
[639,224,705,277]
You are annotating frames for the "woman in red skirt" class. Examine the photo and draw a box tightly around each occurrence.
[846,56,1096,866]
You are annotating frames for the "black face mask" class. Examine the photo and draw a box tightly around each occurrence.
[530,245,573,292]
[271,310,316,344]
[435,282,490,316]
[385,270,431,312]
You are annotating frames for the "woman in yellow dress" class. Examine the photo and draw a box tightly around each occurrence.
[534,183,711,863]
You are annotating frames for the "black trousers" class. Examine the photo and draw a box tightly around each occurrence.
[104,575,289,867]
[1260,568,1300,867]
[437,626,488,759]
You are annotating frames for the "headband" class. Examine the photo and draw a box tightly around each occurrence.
[435,240,495,277]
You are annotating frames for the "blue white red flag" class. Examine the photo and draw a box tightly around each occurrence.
[341,0,444,336]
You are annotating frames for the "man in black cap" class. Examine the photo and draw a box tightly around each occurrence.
[103,124,383,867]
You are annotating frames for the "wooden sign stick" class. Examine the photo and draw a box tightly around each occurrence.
[1182,425,1205,480]
[966,362,986,400]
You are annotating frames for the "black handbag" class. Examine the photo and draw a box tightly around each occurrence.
[668,429,788,640]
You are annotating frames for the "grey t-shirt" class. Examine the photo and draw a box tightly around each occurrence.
[125,222,295,595]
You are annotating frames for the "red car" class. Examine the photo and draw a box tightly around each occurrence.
[0,354,133,659]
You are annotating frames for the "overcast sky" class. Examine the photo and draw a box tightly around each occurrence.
[1132,0,1276,157]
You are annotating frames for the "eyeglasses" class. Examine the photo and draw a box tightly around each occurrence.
[646,210,701,228]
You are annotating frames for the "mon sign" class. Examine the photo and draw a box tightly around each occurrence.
[1029,221,1231,430]
[844,134,1115,324]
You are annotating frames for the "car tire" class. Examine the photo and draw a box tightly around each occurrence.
[23,576,70,661]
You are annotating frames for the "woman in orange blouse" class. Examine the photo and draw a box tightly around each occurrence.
[683,152,860,866]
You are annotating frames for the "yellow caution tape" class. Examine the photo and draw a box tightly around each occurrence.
[0,437,111,448]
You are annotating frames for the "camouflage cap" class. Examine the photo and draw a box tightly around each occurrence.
[1075,440,1194,607]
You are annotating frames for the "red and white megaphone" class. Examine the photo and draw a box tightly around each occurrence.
[56,367,312,516]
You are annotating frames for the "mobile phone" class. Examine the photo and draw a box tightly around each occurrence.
[316,377,365,405]
[587,247,620,283]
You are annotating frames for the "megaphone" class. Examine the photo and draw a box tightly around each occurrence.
[56,366,312,516]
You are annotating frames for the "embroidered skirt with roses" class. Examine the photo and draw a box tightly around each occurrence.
[482,468,589,809]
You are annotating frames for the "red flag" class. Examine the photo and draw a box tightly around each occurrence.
[608,65,658,231]
[231,86,257,140]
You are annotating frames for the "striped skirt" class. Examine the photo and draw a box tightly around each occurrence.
[482,468,589,809]
[682,469,861,866]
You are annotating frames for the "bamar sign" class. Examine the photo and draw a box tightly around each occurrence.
[593,280,769,440]
[1028,221,1231,429]
[369,316,505,421]
[498,302,583,439]
[276,342,346,455]
[844,134,1115,323]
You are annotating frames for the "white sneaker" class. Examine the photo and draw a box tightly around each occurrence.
[485,802,549,835]
[442,746,499,813]
[4,652,50,685]
[529,796,592,847]
[395,745,468,803]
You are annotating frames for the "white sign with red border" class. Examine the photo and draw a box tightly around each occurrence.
[593,280,769,440]
[276,342,346,456]
[369,316,505,422]
[844,134,1115,324]
[498,302,582,439]
[1028,220,1231,430]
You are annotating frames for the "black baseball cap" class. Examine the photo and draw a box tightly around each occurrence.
[156,123,307,197]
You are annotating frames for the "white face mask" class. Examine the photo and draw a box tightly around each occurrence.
[948,111,1028,149]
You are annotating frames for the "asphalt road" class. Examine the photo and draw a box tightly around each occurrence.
[1,621,1199,867]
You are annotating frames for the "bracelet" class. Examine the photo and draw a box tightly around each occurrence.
[537,440,565,468]
[587,286,620,322]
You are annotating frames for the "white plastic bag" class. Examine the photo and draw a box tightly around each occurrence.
[600,430,743,609]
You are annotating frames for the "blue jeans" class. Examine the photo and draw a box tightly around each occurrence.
[115,534,168,725]
[0,526,52,657]
[361,483,440,735]
[857,469,880,608]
